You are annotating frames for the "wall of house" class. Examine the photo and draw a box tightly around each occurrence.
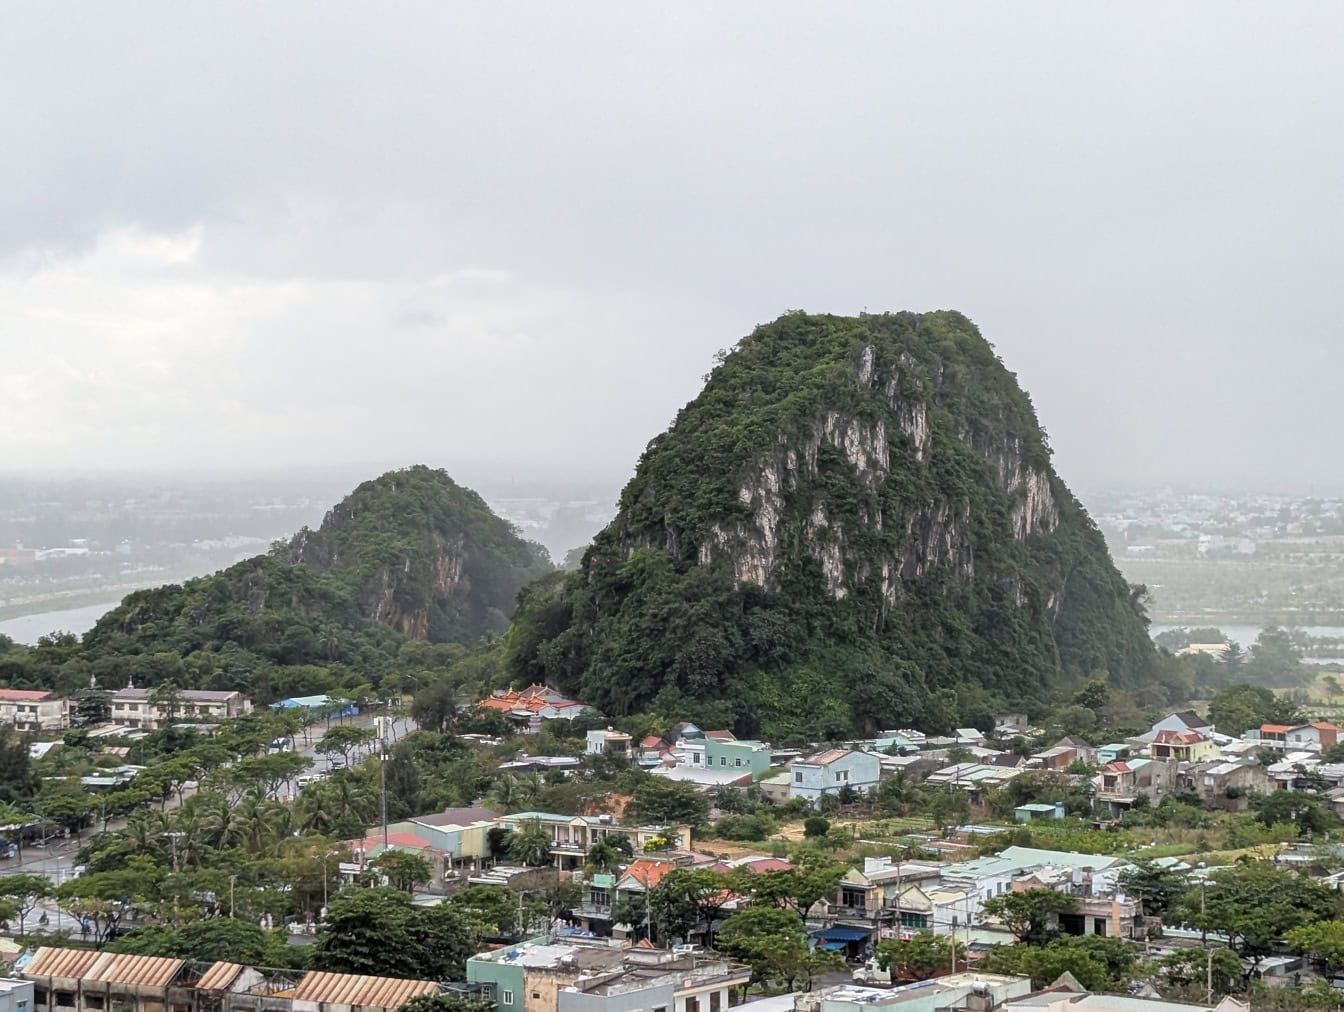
[466,960,524,1012]
[559,982,674,1012]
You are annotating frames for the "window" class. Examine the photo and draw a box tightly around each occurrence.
[687,998,700,1012]
[82,997,103,1011]
[710,991,722,1012]
[734,758,742,767]
[654,1006,669,1012]
[501,991,514,1006]
[835,772,842,782]
[720,757,727,766]
[532,993,541,1000]
[842,770,849,781]
[794,771,803,783]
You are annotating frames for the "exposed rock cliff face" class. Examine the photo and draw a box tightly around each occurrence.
[509,311,1158,737]
[91,466,551,654]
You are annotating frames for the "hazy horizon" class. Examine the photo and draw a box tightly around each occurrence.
[4,3,1342,491]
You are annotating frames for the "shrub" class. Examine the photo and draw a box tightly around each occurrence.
[803,816,831,838]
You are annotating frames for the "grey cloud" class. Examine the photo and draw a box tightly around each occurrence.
[1,2,1342,490]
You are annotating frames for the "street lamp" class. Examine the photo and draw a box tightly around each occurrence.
[162,831,186,872]
[229,875,237,918]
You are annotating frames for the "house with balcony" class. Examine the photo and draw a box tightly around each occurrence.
[1150,730,1219,763]
[110,687,251,729]
[1246,724,1291,752]
[495,812,691,869]
[1010,866,1145,939]
[0,689,69,731]
[586,729,633,757]
[824,858,945,944]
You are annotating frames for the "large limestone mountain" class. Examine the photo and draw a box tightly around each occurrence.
[89,466,551,655]
[508,311,1158,737]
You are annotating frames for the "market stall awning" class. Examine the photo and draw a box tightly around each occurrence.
[812,926,871,943]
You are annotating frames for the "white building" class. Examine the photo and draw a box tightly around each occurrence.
[111,687,252,729]
[0,689,69,731]
[585,729,632,757]
[788,748,880,802]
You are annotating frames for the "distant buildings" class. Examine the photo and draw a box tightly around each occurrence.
[0,688,69,731]
[110,687,251,729]
[478,684,595,733]
[788,749,880,802]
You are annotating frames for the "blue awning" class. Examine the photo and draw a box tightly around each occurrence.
[813,926,871,943]
[818,942,846,952]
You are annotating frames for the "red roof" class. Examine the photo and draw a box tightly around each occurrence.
[349,832,432,852]
[622,860,674,890]
[1310,722,1343,731]
[1105,761,1131,773]
[1261,724,1290,734]
[1154,729,1204,745]
[0,688,54,701]
[737,857,791,873]
[641,736,667,748]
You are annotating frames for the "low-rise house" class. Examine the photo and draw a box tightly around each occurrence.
[1247,723,1291,752]
[1011,866,1144,939]
[1015,802,1065,822]
[1175,760,1269,812]
[1031,746,1078,772]
[810,974,1032,1012]
[705,738,772,776]
[825,857,945,942]
[478,684,595,732]
[650,765,754,791]
[403,806,500,876]
[467,936,748,1012]
[0,689,69,731]
[18,948,435,1012]
[955,727,987,746]
[0,978,34,1012]
[111,687,251,729]
[1150,730,1219,763]
[1053,737,1097,764]
[1096,743,1130,764]
[1284,721,1344,753]
[788,749,880,802]
[1093,759,1178,816]
[586,729,633,757]
[1143,711,1213,741]
[938,846,1130,932]
[923,763,1026,797]
[495,812,690,869]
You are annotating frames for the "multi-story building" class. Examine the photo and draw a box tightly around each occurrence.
[110,687,251,729]
[586,729,632,757]
[0,689,69,731]
[1149,730,1219,763]
[1176,760,1270,812]
[802,975,1033,1012]
[788,749,880,802]
[467,937,748,1012]
[495,812,692,869]
[1093,759,1179,817]
[704,739,771,777]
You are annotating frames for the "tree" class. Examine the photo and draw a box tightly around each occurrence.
[926,789,970,834]
[447,885,523,937]
[150,681,183,725]
[1174,863,1340,972]
[979,939,1110,991]
[802,816,831,838]
[311,887,476,980]
[585,835,633,874]
[1252,790,1332,834]
[400,995,493,1012]
[626,776,709,826]
[410,681,458,734]
[877,931,964,981]
[1116,860,1188,917]
[506,819,554,867]
[717,905,843,991]
[0,873,50,935]
[318,725,377,766]
[655,868,740,944]
[1144,947,1243,1001]
[373,850,433,892]
[980,888,1078,945]
[1287,921,1344,973]
[1208,684,1303,736]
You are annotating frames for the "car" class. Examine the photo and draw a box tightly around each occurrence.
[328,758,348,771]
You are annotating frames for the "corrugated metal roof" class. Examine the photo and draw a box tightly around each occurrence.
[24,947,102,980]
[292,972,436,1008]
[196,962,245,991]
[85,952,185,987]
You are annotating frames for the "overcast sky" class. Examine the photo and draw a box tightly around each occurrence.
[3,3,1341,494]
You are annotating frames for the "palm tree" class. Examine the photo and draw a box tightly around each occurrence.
[507,819,553,867]
[585,835,631,874]
[199,792,244,850]
[235,791,280,853]
[487,775,525,813]
[320,624,342,660]
[299,791,336,834]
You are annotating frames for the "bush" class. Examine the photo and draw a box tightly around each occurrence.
[803,816,831,838]
[715,814,777,841]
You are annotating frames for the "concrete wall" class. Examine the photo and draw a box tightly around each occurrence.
[559,982,674,1012]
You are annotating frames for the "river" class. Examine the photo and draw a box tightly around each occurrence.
[0,602,119,644]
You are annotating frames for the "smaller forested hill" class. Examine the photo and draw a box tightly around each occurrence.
[83,466,550,669]
[508,311,1162,738]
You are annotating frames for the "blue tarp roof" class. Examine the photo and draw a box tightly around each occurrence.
[817,942,845,952]
[813,926,871,943]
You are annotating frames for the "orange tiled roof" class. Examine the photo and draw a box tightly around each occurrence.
[1261,724,1290,734]
[623,859,675,890]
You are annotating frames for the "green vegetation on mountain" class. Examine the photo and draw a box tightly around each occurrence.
[0,467,548,702]
[509,311,1165,737]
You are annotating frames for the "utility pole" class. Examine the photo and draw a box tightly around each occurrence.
[1206,947,1213,1006]
[229,875,236,918]
[379,716,389,852]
